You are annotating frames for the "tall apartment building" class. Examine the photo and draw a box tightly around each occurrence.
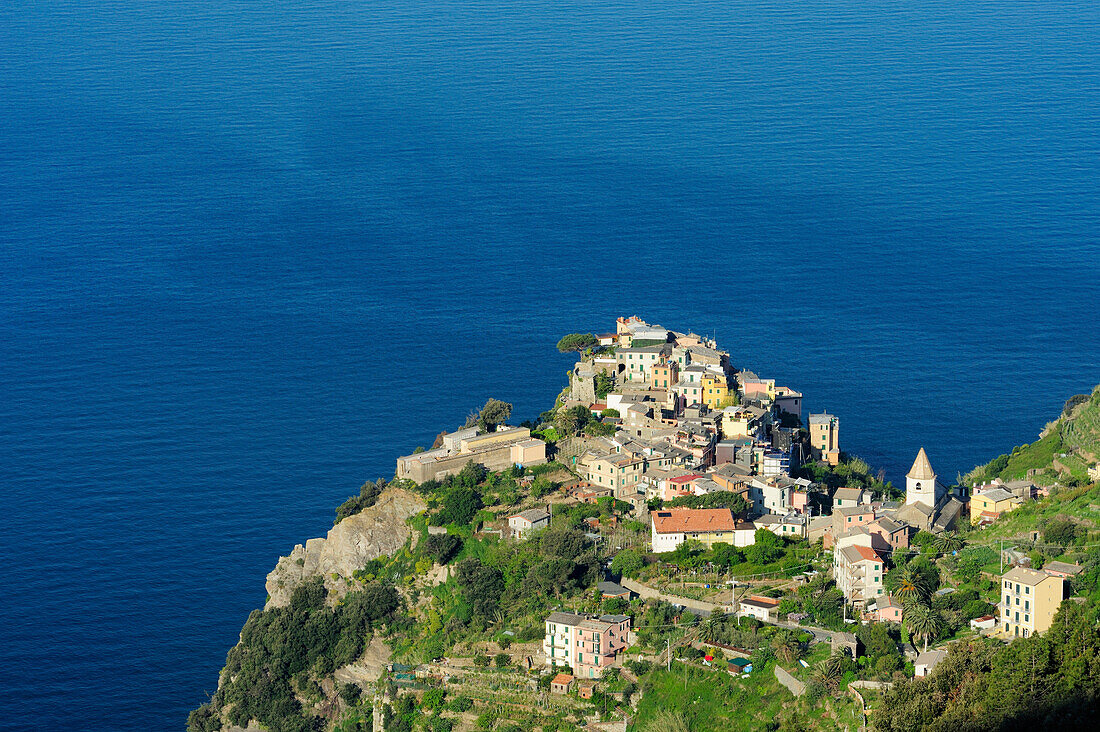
[543,612,631,679]
[834,544,885,606]
[1001,567,1064,638]
[808,413,840,465]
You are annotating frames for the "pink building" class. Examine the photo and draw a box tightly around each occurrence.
[662,473,702,501]
[866,517,909,551]
[544,612,631,679]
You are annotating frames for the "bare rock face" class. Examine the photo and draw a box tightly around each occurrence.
[264,487,427,608]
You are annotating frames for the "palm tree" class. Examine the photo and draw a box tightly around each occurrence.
[772,630,801,665]
[812,652,846,695]
[892,566,930,605]
[934,532,965,555]
[904,603,942,653]
[703,609,723,642]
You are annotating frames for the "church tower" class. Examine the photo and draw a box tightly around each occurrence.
[906,447,941,507]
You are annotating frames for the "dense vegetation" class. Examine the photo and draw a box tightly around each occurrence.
[798,455,901,502]
[877,593,1100,730]
[189,578,400,732]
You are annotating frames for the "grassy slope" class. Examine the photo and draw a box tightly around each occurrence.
[630,661,859,732]
[966,385,1100,484]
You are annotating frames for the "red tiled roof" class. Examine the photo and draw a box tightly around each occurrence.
[669,473,703,484]
[652,508,738,534]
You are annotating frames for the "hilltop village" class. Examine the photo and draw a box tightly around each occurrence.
[396,317,987,625]
[193,319,1100,732]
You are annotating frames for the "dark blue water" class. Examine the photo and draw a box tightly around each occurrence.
[2,0,1098,728]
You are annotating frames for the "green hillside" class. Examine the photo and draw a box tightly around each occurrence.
[965,385,1100,485]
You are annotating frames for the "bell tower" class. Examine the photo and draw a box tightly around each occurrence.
[906,447,940,507]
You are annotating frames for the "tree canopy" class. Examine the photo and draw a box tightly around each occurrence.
[476,398,513,433]
[557,333,598,352]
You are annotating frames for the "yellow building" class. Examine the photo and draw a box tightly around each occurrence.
[970,487,1021,525]
[1001,567,1063,638]
[579,452,644,492]
[808,413,840,465]
[701,373,732,410]
[721,405,766,440]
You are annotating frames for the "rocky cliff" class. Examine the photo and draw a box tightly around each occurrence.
[264,486,427,608]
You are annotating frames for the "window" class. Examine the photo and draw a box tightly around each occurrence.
[1025,600,1029,610]
[1025,586,1030,595]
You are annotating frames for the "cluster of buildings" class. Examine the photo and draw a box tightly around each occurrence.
[566,318,831,554]
[907,558,1077,681]
[969,477,1045,526]
[826,449,967,610]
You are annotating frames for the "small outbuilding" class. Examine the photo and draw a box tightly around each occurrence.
[728,657,753,674]
[915,649,948,677]
[970,615,997,631]
[550,672,574,695]
[739,595,780,622]
[1043,561,1083,579]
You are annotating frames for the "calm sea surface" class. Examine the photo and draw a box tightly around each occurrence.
[2,0,1099,728]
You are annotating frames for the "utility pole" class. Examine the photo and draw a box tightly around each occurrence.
[666,638,671,672]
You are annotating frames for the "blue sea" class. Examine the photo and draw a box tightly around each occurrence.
[2,0,1098,728]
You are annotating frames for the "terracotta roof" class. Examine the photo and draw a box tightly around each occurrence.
[669,473,703,484]
[551,673,573,685]
[741,595,780,608]
[652,508,738,534]
[907,448,936,481]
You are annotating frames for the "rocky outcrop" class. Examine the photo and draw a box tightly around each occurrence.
[265,487,427,608]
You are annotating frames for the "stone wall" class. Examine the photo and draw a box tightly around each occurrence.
[773,664,805,697]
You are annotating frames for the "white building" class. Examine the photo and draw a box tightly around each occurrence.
[834,544,885,606]
[739,595,780,622]
[914,649,947,677]
[508,508,550,539]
